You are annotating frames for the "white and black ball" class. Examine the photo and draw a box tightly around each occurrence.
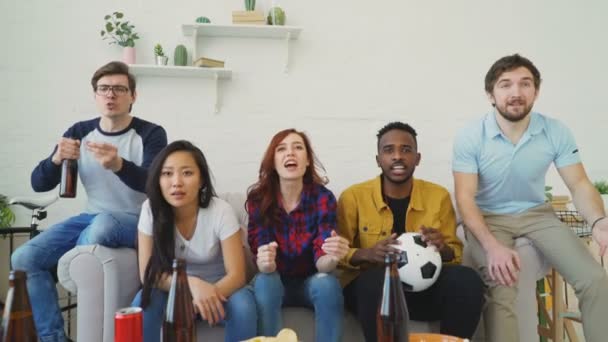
[391,232,442,292]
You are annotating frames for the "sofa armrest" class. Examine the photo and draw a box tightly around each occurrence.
[58,245,140,342]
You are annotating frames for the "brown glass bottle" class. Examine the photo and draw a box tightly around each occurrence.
[377,253,409,342]
[59,158,78,198]
[1,270,38,342]
[163,259,196,342]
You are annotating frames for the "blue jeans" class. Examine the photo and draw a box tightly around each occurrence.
[131,286,257,342]
[253,272,344,342]
[11,212,138,342]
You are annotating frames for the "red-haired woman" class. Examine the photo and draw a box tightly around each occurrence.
[247,129,349,342]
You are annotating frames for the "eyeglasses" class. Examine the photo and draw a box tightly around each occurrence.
[95,85,130,96]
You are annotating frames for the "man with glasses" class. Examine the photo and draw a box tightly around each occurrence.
[11,61,167,342]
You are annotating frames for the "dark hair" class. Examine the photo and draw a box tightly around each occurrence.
[377,121,418,150]
[485,54,541,93]
[140,140,216,308]
[246,129,326,226]
[91,61,136,113]
[91,61,136,92]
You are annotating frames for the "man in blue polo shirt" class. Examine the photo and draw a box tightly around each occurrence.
[11,61,167,342]
[453,54,608,342]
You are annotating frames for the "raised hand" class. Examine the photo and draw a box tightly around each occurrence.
[257,241,278,273]
[321,230,350,262]
[188,277,227,326]
[85,141,123,172]
[51,138,80,165]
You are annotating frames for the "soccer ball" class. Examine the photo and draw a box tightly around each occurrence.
[391,232,442,292]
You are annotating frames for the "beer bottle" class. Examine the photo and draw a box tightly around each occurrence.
[377,252,409,342]
[59,158,78,198]
[163,259,196,342]
[1,270,38,342]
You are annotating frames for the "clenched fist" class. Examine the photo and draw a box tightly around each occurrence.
[257,241,278,273]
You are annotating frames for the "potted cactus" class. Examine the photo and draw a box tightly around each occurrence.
[245,0,256,11]
[267,6,286,25]
[174,45,188,66]
[154,44,168,65]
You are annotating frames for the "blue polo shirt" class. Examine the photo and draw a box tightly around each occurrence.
[452,112,581,214]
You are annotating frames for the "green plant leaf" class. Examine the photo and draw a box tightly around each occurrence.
[594,181,608,195]
[100,30,105,36]
[132,34,139,39]
[115,12,124,18]
[104,15,111,20]
[0,195,16,228]
[106,22,114,32]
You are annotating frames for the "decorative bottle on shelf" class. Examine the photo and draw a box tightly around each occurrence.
[376,252,409,342]
[163,259,196,342]
[1,270,38,342]
[59,158,78,198]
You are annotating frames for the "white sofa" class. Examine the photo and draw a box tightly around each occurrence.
[57,193,549,341]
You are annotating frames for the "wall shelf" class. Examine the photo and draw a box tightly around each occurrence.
[181,23,302,72]
[182,23,302,39]
[129,64,231,113]
[129,64,231,79]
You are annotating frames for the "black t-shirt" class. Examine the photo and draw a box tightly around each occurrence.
[386,196,411,235]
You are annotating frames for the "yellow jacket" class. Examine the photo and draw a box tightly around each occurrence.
[337,176,462,287]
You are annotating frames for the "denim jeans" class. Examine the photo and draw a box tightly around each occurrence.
[11,212,138,342]
[253,272,344,342]
[131,286,257,342]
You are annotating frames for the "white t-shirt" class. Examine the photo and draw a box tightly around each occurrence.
[138,197,240,283]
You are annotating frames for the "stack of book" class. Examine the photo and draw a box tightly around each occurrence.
[232,10,266,25]
[193,57,225,68]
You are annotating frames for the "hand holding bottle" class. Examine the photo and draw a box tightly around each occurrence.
[51,138,80,165]
[257,241,278,273]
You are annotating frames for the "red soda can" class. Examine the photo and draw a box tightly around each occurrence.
[115,306,143,342]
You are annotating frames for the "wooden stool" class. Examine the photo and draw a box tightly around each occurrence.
[409,333,468,342]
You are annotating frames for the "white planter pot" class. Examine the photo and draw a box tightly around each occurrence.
[155,56,168,65]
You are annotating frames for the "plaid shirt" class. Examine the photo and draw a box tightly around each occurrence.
[247,183,337,277]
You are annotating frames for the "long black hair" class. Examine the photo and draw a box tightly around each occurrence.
[140,140,216,308]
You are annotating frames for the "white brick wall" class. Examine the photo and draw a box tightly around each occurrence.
[2,0,608,295]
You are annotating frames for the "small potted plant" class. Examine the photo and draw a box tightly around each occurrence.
[267,0,286,26]
[594,180,608,209]
[154,44,168,65]
[100,12,140,64]
[0,194,15,228]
